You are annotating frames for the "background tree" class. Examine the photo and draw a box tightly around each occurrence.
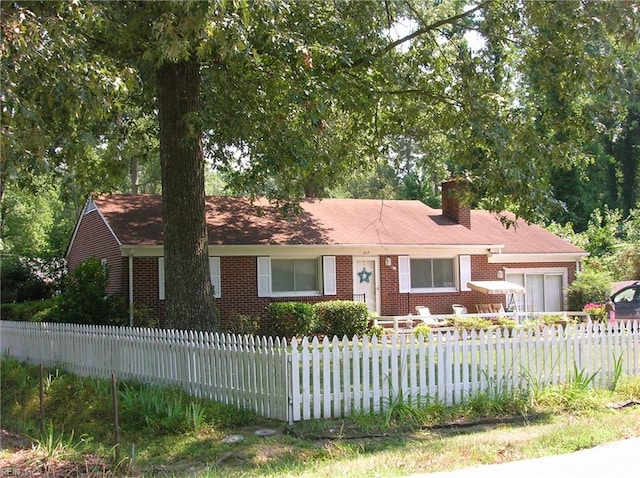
[2,0,638,328]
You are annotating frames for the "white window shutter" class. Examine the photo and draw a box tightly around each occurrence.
[459,255,471,291]
[398,256,411,293]
[323,256,337,295]
[209,257,221,298]
[158,257,165,300]
[257,257,271,297]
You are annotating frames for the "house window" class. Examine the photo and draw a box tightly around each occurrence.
[399,256,459,293]
[410,258,455,289]
[272,259,318,293]
[257,256,336,297]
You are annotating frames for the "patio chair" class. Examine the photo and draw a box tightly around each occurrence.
[415,306,447,326]
[476,304,492,313]
[452,304,467,315]
[491,303,505,313]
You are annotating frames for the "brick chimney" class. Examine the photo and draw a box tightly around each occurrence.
[441,179,471,229]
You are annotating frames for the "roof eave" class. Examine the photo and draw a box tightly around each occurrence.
[488,252,589,264]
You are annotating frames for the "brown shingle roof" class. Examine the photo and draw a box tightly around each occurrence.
[468,210,585,254]
[91,194,584,254]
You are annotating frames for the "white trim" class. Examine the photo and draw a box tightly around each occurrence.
[323,256,337,296]
[121,243,500,258]
[398,256,411,293]
[209,257,221,298]
[459,255,472,291]
[128,255,134,326]
[257,257,271,297]
[489,253,587,264]
[158,257,165,301]
[84,199,97,214]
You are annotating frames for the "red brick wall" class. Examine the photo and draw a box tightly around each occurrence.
[129,257,165,327]
[378,255,578,315]
[67,209,124,296]
[441,180,471,229]
[115,252,578,328]
[127,255,356,330]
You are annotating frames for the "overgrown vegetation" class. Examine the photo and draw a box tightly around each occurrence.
[1,257,127,326]
[555,207,640,309]
[2,355,639,477]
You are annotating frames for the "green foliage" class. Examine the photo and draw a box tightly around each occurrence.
[495,318,517,330]
[451,317,493,331]
[314,300,369,338]
[223,313,260,336]
[566,269,612,311]
[412,324,431,338]
[55,257,127,326]
[0,357,255,445]
[0,299,57,322]
[539,314,572,326]
[31,423,90,462]
[610,353,624,391]
[0,256,54,303]
[369,324,384,339]
[267,302,316,339]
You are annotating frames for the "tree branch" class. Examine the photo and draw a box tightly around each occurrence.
[341,0,493,71]
[376,88,464,107]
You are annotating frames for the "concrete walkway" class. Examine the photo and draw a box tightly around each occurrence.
[408,437,640,478]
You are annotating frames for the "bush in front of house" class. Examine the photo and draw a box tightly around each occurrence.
[54,257,127,326]
[566,269,611,311]
[267,302,316,338]
[314,300,369,338]
[223,313,260,336]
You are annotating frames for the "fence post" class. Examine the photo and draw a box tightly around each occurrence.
[286,337,295,425]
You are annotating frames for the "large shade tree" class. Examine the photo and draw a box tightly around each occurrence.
[2,0,636,330]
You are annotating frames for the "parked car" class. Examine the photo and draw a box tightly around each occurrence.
[611,281,640,322]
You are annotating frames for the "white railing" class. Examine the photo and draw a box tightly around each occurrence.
[2,321,639,424]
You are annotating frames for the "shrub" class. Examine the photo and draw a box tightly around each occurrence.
[0,299,57,322]
[566,269,611,311]
[494,317,517,330]
[412,323,431,338]
[369,324,384,338]
[314,300,369,338]
[267,302,315,338]
[452,317,493,331]
[56,257,127,326]
[539,314,574,325]
[224,313,260,336]
[0,256,54,303]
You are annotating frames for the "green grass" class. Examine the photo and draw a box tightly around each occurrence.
[2,355,640,477]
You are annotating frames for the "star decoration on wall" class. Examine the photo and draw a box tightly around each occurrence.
[358,267,372,283]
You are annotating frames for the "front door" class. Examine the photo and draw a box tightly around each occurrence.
[353,258,378,314]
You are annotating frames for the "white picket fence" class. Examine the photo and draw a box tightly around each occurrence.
[2,321,639,423]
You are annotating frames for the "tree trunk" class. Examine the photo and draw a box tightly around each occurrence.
[156,58,217,331]
[129,156,139,194]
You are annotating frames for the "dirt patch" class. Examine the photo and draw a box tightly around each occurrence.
[0,429,117,477]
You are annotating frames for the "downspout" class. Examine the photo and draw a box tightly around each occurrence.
[128,254,134,327]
